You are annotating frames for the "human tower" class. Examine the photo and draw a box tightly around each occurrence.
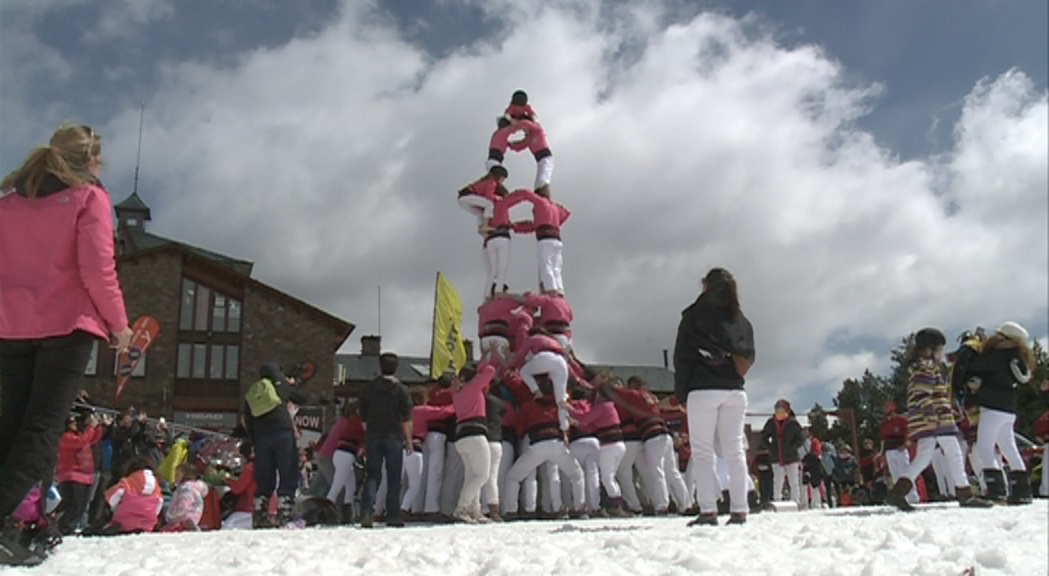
[455,90,584,432]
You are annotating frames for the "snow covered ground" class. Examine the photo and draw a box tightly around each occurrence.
[7,501,1047,576]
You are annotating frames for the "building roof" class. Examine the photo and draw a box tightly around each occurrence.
[114,192,152,220]
[336,354,432,385]
[119,228,254,276]
[587,363,676,393]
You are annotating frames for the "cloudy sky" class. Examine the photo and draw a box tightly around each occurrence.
[2,0,1046,411]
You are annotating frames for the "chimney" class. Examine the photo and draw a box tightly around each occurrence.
[463,339,475,363]
[361,335,381,356]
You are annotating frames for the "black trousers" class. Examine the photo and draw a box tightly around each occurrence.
[0,331,96,519]
[57,482,90,534]
[253,428,299,498]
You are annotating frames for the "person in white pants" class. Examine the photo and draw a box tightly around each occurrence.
[423,428,448,518]
[505,188,570,295]
[617,428,645,514]
[457,166,507,231]
[512,337,572,431]
[886,328,992,511]
[760,400,805,510]
[883,445,919,503]
[327,446,358,516]
[673,267,756,525]
[400,446,425,515]
[568,431,601,514]
[453,423,491,523]
[929,445,953,497]
[504,439,584,516]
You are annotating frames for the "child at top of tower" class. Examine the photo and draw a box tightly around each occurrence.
[504,90,538,123]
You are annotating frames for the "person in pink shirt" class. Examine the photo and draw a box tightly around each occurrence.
[320,402,365,523]
[519,291,575,357]
[451,362,497,523]
[477,295,523,368]
[0,125,132,567]
[506,188,570,295]
[509,330,584,433]
[480,186,515,299]
[403,389,454,518]
[571,386,630,517]
[458,165,508,235]
[96,458,163,535]
[504,90,538,122]
[487,117,554,194]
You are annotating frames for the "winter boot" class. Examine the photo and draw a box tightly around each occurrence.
[252,495,272,529]
[275,495,295,527]
[982,469,1008,503]
[1007,470,1033,505]
[487,505,504,523]
[956,486,993,508]
[747,490,762,514]
[726,512,747,525]
[885,478,916,512]
[452,507,477,524]
[1,518,45,567]
[359,511,374,529]
[606,497,631,518]
[687,513,718,527]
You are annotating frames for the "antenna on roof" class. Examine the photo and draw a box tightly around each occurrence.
[132,103,145,195]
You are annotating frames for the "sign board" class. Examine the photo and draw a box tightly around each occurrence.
[293,405,325,433]
[173,411,239,431]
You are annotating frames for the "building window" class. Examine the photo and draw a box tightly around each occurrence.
[178,278,241,334]
[176,342,239,381]
[112,351,147,377]
[85,341,99,376]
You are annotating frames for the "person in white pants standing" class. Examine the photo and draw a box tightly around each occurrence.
[673,267,755,525]
[886,328,993,511]
[760,400,805,510]
[964,322,1034,504]
[505,188,570,296]
[879,401,919,504]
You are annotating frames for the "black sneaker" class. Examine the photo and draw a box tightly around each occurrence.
[360,513,374,529]
[1,519,46,567]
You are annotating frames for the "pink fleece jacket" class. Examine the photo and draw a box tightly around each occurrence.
[453,364,497,422]
[522,292,573,337]
[0,184,128,340]
[571,399,621,434]
[106,469,163,533]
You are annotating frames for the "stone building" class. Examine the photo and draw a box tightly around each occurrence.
[77,192,354,434]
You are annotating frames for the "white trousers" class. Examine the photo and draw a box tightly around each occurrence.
[930,445,952,496]
[537,238,564,294]
[481,441,503,509]
[455,435,491,513]
[506,439,584,513]
[401,450,425,512]
[904,436,969,489]
[440,438,465,515]
[327,450,358,504]
[643,434,691,511]
[484,236,511,295]
[885,448,919,503]
[598,442,627,500]
[617,440,644,511]
[458,195,493,226]
[1042,445,1049,497]
[772,463,804,508]
[687,390,749,515]
[570,437,601,511]
[498,440,515,512]
[535,156,554,189]
[423,432,446,513]
[520,351,570,430]
[976,408,1025,472]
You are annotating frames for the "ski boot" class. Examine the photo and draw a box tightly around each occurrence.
[1,517,45,567]
[252,495,272,529]
[885,478,916,512]
[1007,470,1033,505]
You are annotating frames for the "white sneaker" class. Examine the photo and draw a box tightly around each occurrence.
[470,509,491,524]
[452,508,477,524]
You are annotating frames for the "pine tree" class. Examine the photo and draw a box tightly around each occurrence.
[1016,339,1049,439]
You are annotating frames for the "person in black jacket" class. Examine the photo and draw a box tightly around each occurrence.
[760,400,804,509]
[243,362,300,528]
[674,267,755,526]
[358,353,413,528]
[964,322,1034,504]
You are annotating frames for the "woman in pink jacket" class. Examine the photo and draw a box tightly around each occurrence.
[0,125,132,567]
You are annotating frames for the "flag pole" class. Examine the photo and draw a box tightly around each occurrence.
[428,272,439,379]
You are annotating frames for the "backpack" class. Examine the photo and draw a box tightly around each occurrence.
[245,377,282,417]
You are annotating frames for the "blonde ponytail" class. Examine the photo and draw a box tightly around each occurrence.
[1,125,101,199]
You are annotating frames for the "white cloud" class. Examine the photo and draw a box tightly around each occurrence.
[11,0,1048,410]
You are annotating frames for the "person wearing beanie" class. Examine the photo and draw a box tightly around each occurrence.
[964,322,1035,504]
[886,328,992,511]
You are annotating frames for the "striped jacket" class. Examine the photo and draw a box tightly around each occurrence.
[906,359,958,440]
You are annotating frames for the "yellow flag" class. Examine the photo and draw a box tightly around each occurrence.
[430,272,467,379]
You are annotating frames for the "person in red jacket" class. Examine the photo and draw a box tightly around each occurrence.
[223,443,257,530]
[880,401,918,505]
[451,363,497,523]
[55,413,104,535]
